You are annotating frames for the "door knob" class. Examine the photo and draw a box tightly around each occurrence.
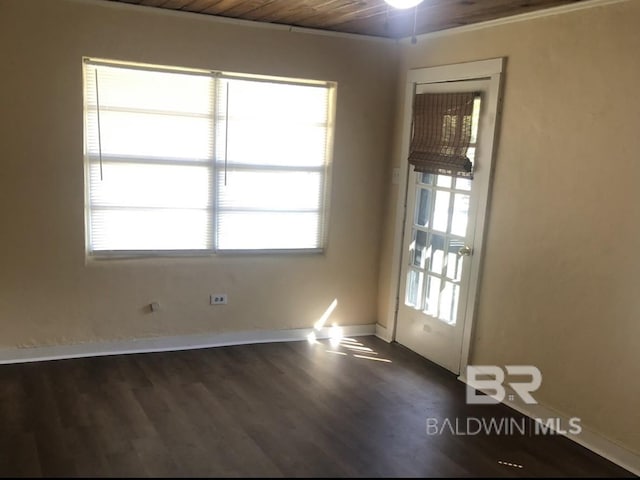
[458,245,473,257]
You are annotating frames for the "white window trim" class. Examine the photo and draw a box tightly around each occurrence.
[83,57,336,258]
[383,58,504,374]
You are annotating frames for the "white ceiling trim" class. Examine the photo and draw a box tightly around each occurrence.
[400,0,632,44]
[64,0,633,46]
[74,0,394,44]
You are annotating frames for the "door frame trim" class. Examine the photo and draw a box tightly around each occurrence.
[384,57,505,373]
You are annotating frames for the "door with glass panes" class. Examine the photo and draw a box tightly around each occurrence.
[396,79,489,374]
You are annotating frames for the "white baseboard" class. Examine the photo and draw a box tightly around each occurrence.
[458,375,640,476]
[0,323,376,365]
[375,323,393,342]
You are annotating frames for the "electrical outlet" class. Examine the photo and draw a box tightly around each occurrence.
[210,294,227,305]
[150,302,160,312]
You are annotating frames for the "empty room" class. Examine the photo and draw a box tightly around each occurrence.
[0,0,638,477]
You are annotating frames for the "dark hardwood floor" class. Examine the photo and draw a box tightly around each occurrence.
[0,336,633,477]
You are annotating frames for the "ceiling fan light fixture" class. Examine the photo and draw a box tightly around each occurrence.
[384,0,424,9]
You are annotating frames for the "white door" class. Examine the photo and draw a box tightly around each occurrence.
[395,73,502,375]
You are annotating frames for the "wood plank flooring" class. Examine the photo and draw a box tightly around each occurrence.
[0,336,633,477]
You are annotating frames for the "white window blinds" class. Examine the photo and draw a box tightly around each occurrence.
[215,78,330,250]
[84,59,334,255]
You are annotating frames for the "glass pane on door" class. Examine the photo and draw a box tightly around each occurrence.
[405,268,423,308]
[424,275,440,316]
[451,193,470,236]
[432,190,450,232]
[438,281,460,324]
[412,230,429,268]
[427,234,446,274]
[415,188,432,228]
[404,172,472,325]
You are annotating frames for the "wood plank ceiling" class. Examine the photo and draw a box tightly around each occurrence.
[109,0,589,38]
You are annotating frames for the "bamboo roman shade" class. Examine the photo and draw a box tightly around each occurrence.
[409,92,477,178]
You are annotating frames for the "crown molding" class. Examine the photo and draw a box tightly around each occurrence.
[68,0,394,44]
[401,0,632,43]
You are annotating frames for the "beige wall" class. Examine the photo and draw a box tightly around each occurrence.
[380,0,640,454]
[2,0,638,460]
[0,0,399,346]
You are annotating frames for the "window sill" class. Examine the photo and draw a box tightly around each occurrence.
[86,248,325,262]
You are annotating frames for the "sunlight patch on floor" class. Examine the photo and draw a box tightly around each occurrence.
[317,337,392,363]
[306,300,391,362]
[353,354,392,363]
[340,344,376,353]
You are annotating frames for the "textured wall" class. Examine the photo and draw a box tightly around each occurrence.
[0,0,399,346]
[379,0,640,455]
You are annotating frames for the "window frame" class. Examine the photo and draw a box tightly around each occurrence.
[83,58,336,258]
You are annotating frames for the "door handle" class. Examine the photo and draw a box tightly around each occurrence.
[458,245,473,257]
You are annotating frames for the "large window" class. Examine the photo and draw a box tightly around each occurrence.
[84,59,335,255]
